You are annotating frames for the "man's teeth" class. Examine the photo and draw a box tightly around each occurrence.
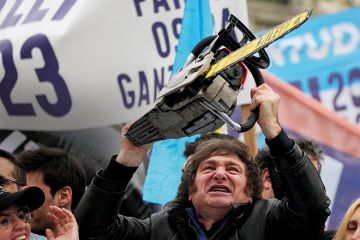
[15,235,26,240]
[210,187,229,192]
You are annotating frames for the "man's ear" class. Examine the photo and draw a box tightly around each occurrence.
[55,186,72,209]
[261,169,272,190]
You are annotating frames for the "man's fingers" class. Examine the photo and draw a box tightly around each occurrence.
[61,208,77,224]
[48,206,68,235]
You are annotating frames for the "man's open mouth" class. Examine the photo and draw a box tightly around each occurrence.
[209,186,230,193]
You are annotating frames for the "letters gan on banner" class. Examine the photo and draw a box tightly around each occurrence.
[0,0,248,130]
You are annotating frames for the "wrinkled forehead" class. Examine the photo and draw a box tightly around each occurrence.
[185,149,233,167]
[188,150,245,173]
[199,151,245,166]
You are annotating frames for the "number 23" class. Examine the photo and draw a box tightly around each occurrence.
[0,34,71,117]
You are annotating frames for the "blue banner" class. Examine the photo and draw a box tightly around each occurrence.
[266,7,360,125]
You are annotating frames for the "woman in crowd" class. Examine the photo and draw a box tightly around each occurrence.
[333,197,360,240]
[0,186,79,240]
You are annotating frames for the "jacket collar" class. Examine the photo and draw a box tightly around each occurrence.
[168,201,253,224]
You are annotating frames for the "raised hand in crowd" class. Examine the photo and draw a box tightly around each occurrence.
[115,121,152,167]
[46,206,79,240]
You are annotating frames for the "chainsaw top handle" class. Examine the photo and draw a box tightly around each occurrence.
[190,32,265,133]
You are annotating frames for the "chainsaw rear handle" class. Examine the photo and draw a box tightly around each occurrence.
[240,63,263,132]
[190,35,264,133]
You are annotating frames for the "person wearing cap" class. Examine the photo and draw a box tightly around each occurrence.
[0,186,45,240]
[0,186,79,240]
[0,149,45,240]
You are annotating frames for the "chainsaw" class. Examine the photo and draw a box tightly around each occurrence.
[126,10,312,146]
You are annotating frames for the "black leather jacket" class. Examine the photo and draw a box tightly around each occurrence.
[75,130,330,240]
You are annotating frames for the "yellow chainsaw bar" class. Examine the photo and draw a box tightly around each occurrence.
[205,9,312,78]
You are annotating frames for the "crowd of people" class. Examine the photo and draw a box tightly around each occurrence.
[0,83,359,240]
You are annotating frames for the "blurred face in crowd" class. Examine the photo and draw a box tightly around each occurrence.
[0,157,18,192]
[260,168,273,199]
[343,206,360,240]
[26,171,54,234]
[308,154,320,173]
[261,153,320,200]
[189,152,251,215]
[0,205,31,240]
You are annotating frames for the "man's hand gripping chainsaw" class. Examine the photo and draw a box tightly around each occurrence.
[126,10,312,146]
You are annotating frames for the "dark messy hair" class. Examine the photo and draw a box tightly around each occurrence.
[184,133,237,158]
[295,137,324,173]
[17,145,87,210]
[166,137,262,209]
[255,147,271,171]
[0,149,26,187]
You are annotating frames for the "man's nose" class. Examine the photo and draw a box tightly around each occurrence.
[214,168,226,181]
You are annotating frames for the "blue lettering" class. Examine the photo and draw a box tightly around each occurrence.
[22,0,48,24]
[289,80,302,90]
[154,0,170,13]
[0,39,36,116]
[173,0,181,9]
[21,34,72,117]
[309,77,321,101]
[292,69,360,124]
[172,17,181,39]
[52,0,76,20]
[0,0,23,29]
[152,21,170,57]
[0,0,76,29]
[117,66,172,108]
[117,74,135,109]
[0,1,6,11]
[134,0,181,16]
[349,68,360,107]
[133,0,145,17]
[138,71,150,106]
[328,72,346,111]
[153,67,165,100]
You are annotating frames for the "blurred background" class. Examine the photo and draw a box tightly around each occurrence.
[248,0,360,31]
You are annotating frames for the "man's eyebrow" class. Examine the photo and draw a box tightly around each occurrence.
[200,159,216,165]
[225,161,244,171]
[200,159,243,168]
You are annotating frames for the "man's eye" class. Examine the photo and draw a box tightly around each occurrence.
[228,168,240,173]
[202,166,214,171]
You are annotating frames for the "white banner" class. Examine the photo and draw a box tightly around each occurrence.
[0,0,248,130]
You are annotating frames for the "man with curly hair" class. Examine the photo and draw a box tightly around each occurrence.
[75,84,330,240]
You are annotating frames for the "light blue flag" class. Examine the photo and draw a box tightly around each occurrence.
[143,0,214,205]
[171,0,214,73]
